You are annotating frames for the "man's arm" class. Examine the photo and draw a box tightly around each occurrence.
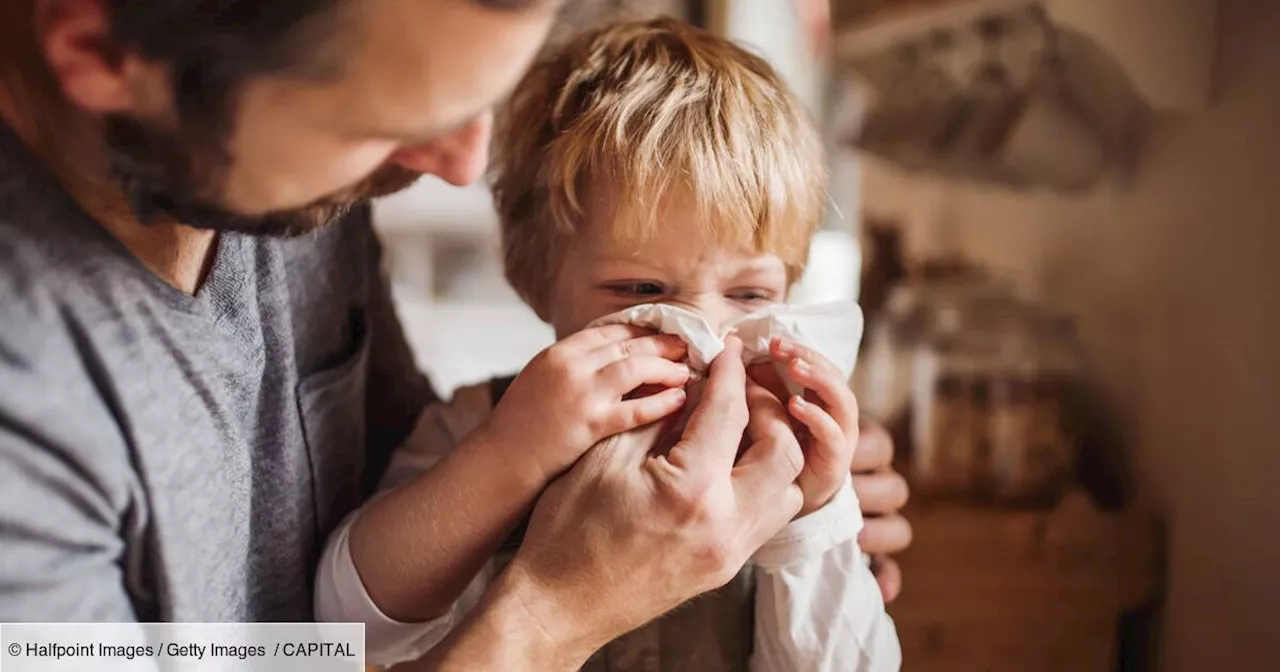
[0,427,137,621]
[0,297,138,621]
[399,567,594,671]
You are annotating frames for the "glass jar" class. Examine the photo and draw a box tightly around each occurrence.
[855,286,921,425]
[984,309,1081,507]
[909,300,997,499]
[980,308,1042,504]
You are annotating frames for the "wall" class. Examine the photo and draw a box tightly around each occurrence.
[721,0,821,111]
[859,0,1280,669]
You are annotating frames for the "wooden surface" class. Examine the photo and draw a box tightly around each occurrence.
[888,490,1162,671]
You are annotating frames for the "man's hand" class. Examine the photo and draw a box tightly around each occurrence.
[480,324,691,483]
[471,337,806,668]
[852,419,912,602]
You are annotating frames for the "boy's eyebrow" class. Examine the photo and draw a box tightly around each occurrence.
[736,258,787,270]
[591,256,788,280]
[592,257,664,270]
[724,259,789,277]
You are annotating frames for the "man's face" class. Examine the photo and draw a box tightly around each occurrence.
[108,0,556,235]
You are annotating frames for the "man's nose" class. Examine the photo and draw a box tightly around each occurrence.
[388,112,492,187]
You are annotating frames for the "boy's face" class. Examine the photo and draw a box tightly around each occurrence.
[547,190,791,339]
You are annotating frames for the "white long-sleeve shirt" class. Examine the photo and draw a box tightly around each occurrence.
[315,380,900,671]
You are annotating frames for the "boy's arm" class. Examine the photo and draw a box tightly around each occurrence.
[749,480,902,672]
[315,385,546,665]
[315,512,495,665]
[347,414,547,622]
[385,338,816,672]
[341,321,690,631]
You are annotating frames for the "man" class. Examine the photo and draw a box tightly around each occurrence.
[0,0,910,668]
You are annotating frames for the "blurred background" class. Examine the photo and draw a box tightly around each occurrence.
[372,1,1278,670]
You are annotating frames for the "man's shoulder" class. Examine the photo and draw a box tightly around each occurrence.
[0,181,138,433]
[0,214,75,362]
[0,148,138,344]
[0,219,126,490]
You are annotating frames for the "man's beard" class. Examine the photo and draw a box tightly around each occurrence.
[104,115,423,237]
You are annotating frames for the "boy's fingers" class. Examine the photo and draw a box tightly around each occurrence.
[772,338,846,386]
[596,416,673,468]
[590,332,689,368]
[567,323,653,350]
[777,348,859,431]
[771,337,833,369]
[790,395,848,471]
[667,337,748,478]
[598,356,691,397]
[606,387,689,436]
[789,396,849,509]
[569,324,687,359]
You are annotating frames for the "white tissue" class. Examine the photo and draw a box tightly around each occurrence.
[589,304,725,370]
[588,302,864,393]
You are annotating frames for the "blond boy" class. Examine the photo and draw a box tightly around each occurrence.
[317,17,900,671]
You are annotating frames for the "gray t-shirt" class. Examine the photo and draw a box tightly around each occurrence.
[0,122,434,621]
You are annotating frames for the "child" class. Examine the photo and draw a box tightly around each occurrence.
[316,17,900,672]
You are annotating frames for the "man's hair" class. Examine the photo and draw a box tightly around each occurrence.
[104,0,540,126]
[91,0,542,233]
[490,17,828,317]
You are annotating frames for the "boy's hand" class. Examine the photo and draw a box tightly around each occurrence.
[749,337,860,516]
[462,338,805,667]
[481,324,691,484]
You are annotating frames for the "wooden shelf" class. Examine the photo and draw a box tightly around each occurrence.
[835,0,1032,61]
[834,0,1217,111]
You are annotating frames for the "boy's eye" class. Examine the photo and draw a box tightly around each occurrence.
[728,289,777,303]
[604,281,667,297]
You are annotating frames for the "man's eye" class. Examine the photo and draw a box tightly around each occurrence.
[605,282,666,297]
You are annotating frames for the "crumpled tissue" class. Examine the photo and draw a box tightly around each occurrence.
[588,302,864,394]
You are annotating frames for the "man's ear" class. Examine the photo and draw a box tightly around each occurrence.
[34,0,157,114]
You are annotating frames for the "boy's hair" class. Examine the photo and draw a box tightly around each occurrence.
[490,17,828,317]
